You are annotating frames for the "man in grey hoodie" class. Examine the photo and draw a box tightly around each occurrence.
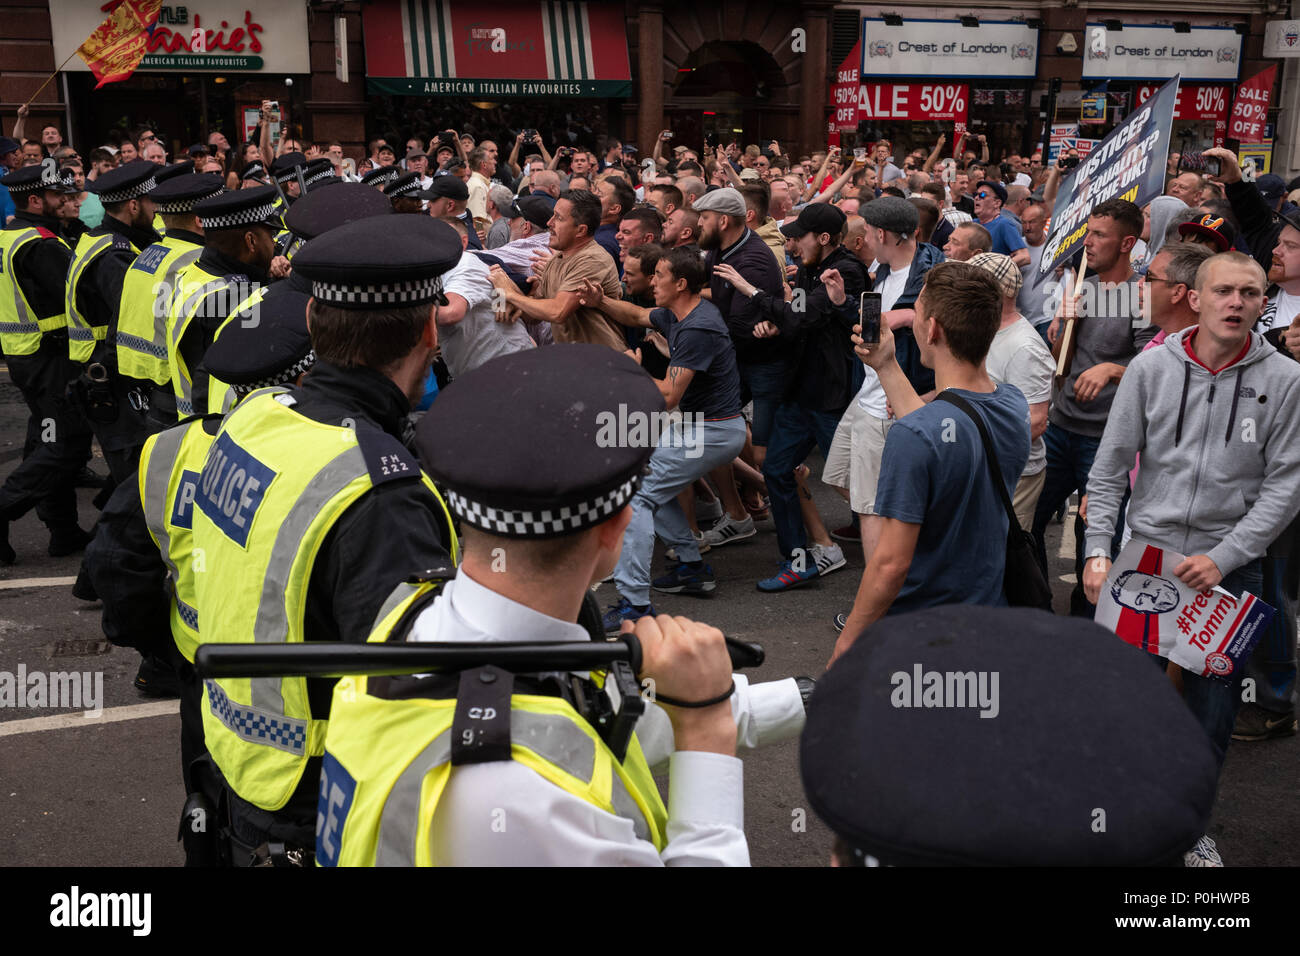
[1083,252,1300,773]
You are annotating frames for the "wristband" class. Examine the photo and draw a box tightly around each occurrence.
[654,680,735,709]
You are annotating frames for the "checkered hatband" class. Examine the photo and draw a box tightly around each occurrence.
[446,473,642,538]
[199,201,279,230]
[310,274,445,307]
[98,176,158,204]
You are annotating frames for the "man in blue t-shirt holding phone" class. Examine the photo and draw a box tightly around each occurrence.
[825,260,1030,667]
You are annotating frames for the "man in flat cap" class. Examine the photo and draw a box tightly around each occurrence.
[85,283,319,862]
[66,158,163,485]
[116,172,224,426]
[190,214,461,861]
[0,162,95,563]
[315,344,807,866]
[165,185,280,420]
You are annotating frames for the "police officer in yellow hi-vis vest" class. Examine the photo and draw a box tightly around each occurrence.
[192,214,461,864]
[84,284,318,865]
[166,186,279,420]
[66,158,161,483]
[316,345,809,866]
[0,163,95,563]
[117,170,223,426]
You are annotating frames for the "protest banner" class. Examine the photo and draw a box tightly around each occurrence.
[1094,539,1274,679]
[1039,75,1179,278]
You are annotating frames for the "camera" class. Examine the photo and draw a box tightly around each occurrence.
[859,292,881,345]
[1060,154,1079,170]
[1179,151,1220,177]
[705,131,718,149]
[523,128,537,142]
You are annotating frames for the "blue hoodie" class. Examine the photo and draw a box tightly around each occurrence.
[1085,328,1300,575]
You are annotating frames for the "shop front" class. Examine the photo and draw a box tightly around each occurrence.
[48,1,313,159]
[853,14,1040,163]
[361,0,631,155]
[1080,21,1242,155]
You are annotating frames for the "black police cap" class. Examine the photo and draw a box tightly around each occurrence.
[154,161,196,184]
[384,172,426,199]
[149,173,224,213]
[291,215,461,309]
[800,605,1219,866]
[270,152,308,183]
[360,165,400,188]
[302,158,336,188]
[424,175,469,202]
[283,181,391,240]
[203,283,314,396]
[240,161,268,182]
[193,184,281,232]
[3,163,70,197]
[416,345,665,539]
[88,159,161,203]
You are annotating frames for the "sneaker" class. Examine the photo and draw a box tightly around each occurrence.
[757,560,819,592]
[1183,834,1223,867]
[829,523,861,543]
[602,596,657,633]
[700,513,756,549]
[1231,703,1298,741]
[833,611,848,632]
[652,560,717,595]
[694,497,723,523]
[810,543,846,576]
[665,530,710,562]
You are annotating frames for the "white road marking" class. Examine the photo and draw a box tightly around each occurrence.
[0,576,78,590]
[0,700,178,736]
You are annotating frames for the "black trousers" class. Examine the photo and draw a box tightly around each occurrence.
[0,336,93,530]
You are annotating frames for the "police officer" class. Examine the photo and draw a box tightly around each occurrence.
[66,159,162,483]
[360,165,400,191]
[84,283,318,862]
[191,214,462,862]
[269,151,308,205]
[117,172,224,427]
[800,605,1221,865]
[300,157,338,193]
[315,345,809,866]
[276,181,392,273]
[166,186,279,419]
[0,163,94,562]
[383,172,428,214]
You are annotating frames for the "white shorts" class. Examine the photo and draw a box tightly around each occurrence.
[823,403,893,515]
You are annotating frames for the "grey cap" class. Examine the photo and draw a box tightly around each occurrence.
[861,196,919,238]
[690,186,746,217]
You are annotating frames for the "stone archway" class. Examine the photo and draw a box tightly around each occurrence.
[632,1,831,158]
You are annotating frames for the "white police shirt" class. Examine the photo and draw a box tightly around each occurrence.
[406,569,806,865]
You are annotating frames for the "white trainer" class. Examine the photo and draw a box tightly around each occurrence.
[700,513,757,549]
[810,542,846,576]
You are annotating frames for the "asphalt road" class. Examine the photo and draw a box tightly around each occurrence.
[0,370,1294,868]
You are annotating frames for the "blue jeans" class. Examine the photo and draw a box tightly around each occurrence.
[614,416,747,606]
[1181,560,1264,769]
[1031,422,1127,617]
[737,359,792,447]
[761,402,843,559]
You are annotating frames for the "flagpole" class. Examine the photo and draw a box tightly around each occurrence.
[22,47,83,111]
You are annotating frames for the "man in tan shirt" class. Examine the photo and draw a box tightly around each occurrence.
[465,146,495,234]
[488,188,627,350]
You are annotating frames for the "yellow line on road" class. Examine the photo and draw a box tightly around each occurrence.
[0,700,178,736]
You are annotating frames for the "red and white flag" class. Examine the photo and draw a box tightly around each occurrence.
[1228,66,1277,145]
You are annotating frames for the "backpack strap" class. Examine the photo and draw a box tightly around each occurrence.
[932,390,1018,531]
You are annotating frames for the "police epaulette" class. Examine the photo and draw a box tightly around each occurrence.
[351,420,421,486]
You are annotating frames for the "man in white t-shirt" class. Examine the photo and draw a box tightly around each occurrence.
[435,217,535,378]
[1259,212,1300,345]
[824,198,940,563]
[969,252,1053,531]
